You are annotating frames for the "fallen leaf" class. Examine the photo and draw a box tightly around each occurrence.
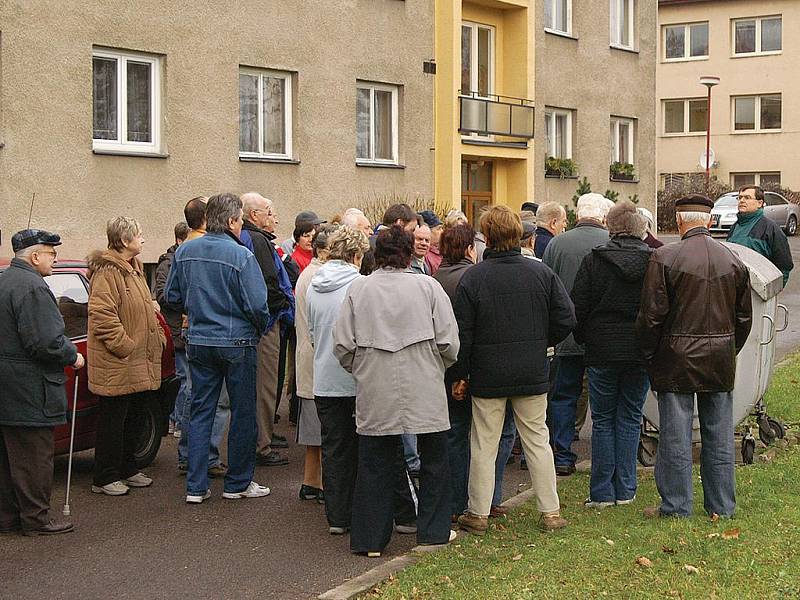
[707,533,720,539]
[710,513,720,522]
[606,539,615,546]
[721,528,740,540]
[684,564,700,575]
[512,554,523,561]
[662,546,676,554]
[679,538,687,545]
[636,556,653,568]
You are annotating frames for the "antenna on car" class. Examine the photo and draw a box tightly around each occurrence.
[27,192,36,229]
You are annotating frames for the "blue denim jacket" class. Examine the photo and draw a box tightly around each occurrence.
[165,232,270,347]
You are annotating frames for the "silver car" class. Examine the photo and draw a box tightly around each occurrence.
[710,191,799,237]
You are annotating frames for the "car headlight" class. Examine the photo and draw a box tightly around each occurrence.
[720,214,737,223]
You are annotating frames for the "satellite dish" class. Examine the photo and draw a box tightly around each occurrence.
[699,148,716,169]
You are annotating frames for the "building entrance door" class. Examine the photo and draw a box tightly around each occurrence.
[461,160,493,225]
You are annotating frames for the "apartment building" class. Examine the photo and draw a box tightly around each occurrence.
[435,0,657,220]
[0,1,434,262]
[658,0,797,190]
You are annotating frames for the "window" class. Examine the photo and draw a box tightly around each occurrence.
[461,22,493,97]
[544,109,573,159]
[356,82,398,164]
[239,68,292,159]
[45,273,89,339]
[733,16,782,55]
[663,98,707,135]
[664,22,708,60]
[545,0,572,35]
[610,117,634,164]
[731,172,781,188]
[733,94,781,132]
[610,0,635,50]
[92,49,161,154]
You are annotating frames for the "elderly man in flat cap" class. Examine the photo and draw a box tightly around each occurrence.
[0,229,84,535]
[636,194,752,519]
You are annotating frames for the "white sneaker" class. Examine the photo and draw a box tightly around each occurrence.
[584,498,615,509]
[222,481,271,499]
[124,472,153,488]
[91,481,129,496]
[186,490,211,504]
[616,495,636,505]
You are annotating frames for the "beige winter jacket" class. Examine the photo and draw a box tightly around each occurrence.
[87,250,165,397]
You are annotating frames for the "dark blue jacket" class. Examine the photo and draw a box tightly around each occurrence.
[240,223,295,328]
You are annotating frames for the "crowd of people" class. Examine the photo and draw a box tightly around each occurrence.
[0,185,792,555]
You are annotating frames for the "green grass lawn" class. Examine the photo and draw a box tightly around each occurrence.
[371,354,800,599]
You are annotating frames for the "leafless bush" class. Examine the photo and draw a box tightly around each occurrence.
[355,192,450,226]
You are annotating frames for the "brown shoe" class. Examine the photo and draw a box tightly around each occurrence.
[643,506,662,519]
[540,513,567,531]
[457,512,488,535]
[22,520,74,537]
[208,463,228,478]
[489,505,508,519]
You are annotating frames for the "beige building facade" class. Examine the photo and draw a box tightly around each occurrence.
[657,0,798,190]
[0,1,435,262]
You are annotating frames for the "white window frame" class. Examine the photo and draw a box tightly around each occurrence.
[662,98,708,136]
[662,22,709,62]
[92,48,161,154]
[610,116,635,164]
[732,94,782,133]
[461,21,495,98]
[356,82,399,165]
[610,0,635,50]
[732,16,782,57]
[238,67,293,160]
[544,108,573,159]
[544,0,573,36]
[730,172,781,188]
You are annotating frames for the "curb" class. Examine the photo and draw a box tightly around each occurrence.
[318,488,538,600]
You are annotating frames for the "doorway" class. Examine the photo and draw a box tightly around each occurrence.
[461,160,493,225]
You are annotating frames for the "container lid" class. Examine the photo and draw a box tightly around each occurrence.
[723,242,783,301]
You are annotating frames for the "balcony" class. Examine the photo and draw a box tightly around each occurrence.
[459,91,535,139]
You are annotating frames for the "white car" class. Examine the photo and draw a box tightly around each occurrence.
[710,191,799,236]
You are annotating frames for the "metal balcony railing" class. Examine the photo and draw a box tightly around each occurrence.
[458,91,535,139]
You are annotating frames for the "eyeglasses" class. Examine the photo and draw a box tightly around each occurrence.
[738,194,756,201]
[36,249,57,258]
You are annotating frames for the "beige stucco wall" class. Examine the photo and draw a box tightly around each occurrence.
[0,0,434,262]
[535,0,658,215]
[657,0,799,189]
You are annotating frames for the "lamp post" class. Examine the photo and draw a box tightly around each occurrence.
[700,76,720,189]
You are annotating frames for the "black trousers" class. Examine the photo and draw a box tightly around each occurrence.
[0,425,54,531]
[315,396,358,528]
[93,393,144,486]
[350,432,450,553]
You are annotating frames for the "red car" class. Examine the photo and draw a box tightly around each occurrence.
[0,259,178,467]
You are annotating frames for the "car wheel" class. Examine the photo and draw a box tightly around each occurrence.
[786,215,797,237]
[130,394,163,469]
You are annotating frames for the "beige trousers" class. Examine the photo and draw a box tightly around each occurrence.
[468,393,560,516]
[256,325,281,457]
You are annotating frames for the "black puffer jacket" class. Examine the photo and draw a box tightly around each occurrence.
[571,237,652,366]
[452,248,575,398]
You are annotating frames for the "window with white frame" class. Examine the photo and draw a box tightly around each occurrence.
[663,22,708,60]
[239,68,293,159]
[92,49,161,154]
[663,98,708,135]
[733,94,781,132]
[545,0,572,35]
[731,172,781,188]
[544,109,573,159]
[733,16,782,55]
[610,0,635,49]
[461,21,494,97]
[610,117,634,164]
[356,82,399,164]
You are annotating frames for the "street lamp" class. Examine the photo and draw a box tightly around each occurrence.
[700,76,720,188]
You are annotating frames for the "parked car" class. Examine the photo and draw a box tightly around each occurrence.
[711,191,799,236]
[0,258,178,467]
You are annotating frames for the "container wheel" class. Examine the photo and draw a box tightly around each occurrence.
[758,414,784,445]
[741,436,756,465]
[768,418,786,440]
[638,436,657,467]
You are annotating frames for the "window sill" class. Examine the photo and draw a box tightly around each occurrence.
[609,176,639,183]
[662,55,709,64]
[92,148,168,159]
[356,161,405,169]
[732,129,782,135]
[461,138,528,149]
[661,132,707,138]
[731,51,782,59]
[544,28,578,41]
[239,156,301,165]
[610,44,639,54]
[545,173,579,180]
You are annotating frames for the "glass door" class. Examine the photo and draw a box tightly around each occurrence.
[461,160,493,225]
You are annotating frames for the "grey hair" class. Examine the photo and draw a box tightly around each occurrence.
[607,200,646,238]
[312,223,341,256]
[536,202,566,227]
[107,216,142,252]
[637,207,655,233]
[327,226,370,263]
[677,211,711,226]
[14,245,37,259]
[576,193,611,221]
[206,193,242,233]
[444,209,468,228]
[342,208,368,228]
[241,191,268,216]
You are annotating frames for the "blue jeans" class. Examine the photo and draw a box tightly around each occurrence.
[402,434,421,472]
[447,401,471,516]
[548,355,585,467]
[171,348,189,423]
[587,366,649,503]
[177,364,231,469]
[492,402,516,507]
[185,345,257,496]
[655,391,735,517]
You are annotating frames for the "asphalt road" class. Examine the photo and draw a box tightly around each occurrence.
[1,233,797,600]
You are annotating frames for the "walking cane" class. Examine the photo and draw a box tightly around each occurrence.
[63,373,79,517]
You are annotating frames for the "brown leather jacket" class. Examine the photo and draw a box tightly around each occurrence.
[636,228,752,393]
